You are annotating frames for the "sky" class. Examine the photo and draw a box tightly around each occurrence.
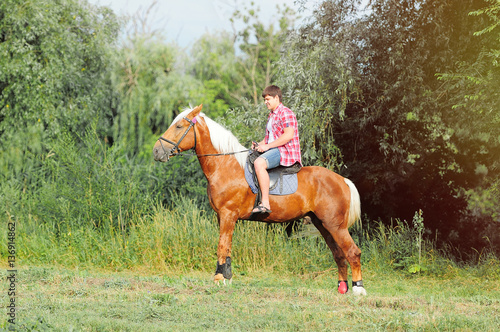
[87,0,316,48]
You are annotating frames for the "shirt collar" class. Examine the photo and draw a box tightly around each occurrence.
[270,103,283,115]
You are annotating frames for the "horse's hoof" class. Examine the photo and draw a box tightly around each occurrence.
[338,281,348,294]
[214,273,224,284]
[214,273,232,286]
[352,286,367,296]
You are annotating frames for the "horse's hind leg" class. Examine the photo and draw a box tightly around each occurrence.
[311,215,367,296]
[332,227,366,295]
[310,216,350,294]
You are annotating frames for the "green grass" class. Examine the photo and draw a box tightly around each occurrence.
[4,198,335,275]
[1,266,499,331]
[2,199,500,331]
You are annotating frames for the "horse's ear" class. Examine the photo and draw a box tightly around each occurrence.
[188,104,203,119]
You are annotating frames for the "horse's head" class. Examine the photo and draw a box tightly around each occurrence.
[153,104,203,162]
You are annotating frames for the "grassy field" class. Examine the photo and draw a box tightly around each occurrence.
[1,200,499,331]
[1,264,499,331]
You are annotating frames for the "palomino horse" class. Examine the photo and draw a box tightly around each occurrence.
[153,105,367,295]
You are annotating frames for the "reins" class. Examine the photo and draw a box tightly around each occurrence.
[157,116,250,160]
[174,149,251,158]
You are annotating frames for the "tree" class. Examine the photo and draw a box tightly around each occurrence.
[0,0,120,177]
[223,3,302,149]
[231,3,297,106]
[276,1,361,170]
[278,0,500,253]
[188,31,240,118]
[436,0,500,247]
[110,3,198,156]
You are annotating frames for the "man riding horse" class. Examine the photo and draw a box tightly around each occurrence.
[251,85,302,215]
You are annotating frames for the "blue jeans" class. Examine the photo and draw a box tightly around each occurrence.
[258,148,281,169]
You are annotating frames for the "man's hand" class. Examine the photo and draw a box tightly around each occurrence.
[256,144,270,153]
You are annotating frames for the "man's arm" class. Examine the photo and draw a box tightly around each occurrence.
[258,126,294,151]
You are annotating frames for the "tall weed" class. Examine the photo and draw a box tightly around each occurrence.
[35,124,156,233]
[6,199,500,281]
[12,197,333,274]
[360,213,431,275]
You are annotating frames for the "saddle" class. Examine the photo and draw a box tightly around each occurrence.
[245,150,301,207]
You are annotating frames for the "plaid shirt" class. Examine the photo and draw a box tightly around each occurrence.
[265,103,302,166]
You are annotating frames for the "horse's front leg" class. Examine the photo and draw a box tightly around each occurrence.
[214,209,238,284]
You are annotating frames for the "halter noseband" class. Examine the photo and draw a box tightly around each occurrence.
[157,116,197,160]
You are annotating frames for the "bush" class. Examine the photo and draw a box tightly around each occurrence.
[361,212,433,275]
[32,124,155,233]
[0,0,121,178]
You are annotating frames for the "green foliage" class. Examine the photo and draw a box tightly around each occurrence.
[0,121,212,241]
[362,217,435,276]
[470,0,500,36]
[0,0,121,173]
[224,103,268,149]
[217,4,303,153]
[7,197,500,282]
[277,0,500,254]
[231,3,297,106]
[161,159,209,208]
[10,197,330,273]
[110,20,191,155]
[39,126,157,231]
[436,0,500,230]
[275,10,359,169]
[0,0,120,131]
[409,210,426,274]
[188,32,240,118]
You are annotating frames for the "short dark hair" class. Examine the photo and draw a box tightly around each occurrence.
[262,85,282,102]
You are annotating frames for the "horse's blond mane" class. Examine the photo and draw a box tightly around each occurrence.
[170,108,247,168]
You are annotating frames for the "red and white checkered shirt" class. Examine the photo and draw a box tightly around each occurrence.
[265,103,302,166]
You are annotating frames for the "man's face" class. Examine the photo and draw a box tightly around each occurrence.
[264,95,280,111]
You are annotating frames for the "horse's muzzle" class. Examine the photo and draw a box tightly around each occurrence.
[153,146,171,162]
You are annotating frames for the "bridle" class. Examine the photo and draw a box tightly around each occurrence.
[157,116,198,161]
[156,116,251,161]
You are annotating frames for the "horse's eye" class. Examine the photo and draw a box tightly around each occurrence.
[176,124,182,129]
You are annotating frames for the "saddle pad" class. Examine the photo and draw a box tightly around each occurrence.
[244,160,298,195]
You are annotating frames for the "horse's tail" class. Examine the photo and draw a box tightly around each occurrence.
[344,178,361,228]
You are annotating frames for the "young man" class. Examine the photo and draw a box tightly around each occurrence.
[251,85,302,214]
